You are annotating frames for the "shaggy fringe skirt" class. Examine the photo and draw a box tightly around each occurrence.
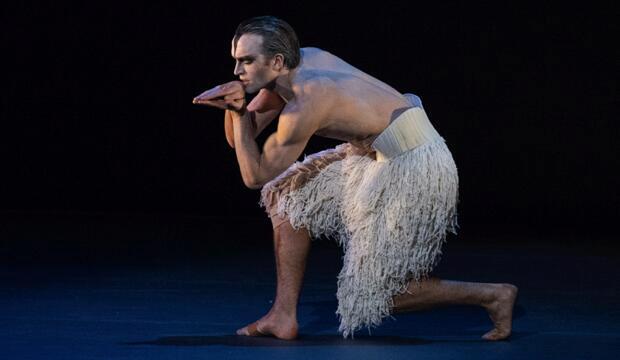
[260,103,460,339]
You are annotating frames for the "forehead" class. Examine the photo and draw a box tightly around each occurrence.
[231,33,264,58]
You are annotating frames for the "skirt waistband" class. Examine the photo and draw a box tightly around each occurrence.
[371,107,442,162]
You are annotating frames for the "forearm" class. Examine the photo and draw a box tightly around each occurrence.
[224,110,236,148]
[225,109,265,148]
[231,111,264,189]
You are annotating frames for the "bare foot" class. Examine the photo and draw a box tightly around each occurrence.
[236,311,299,340]
[481,283,518,340]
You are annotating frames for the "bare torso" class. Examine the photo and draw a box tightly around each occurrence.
[284,47,413,144]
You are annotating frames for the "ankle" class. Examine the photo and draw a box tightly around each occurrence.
[271,303,298,318]
[480,284,504,307]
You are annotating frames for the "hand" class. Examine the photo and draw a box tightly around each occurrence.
[246,88,287,113]
[192,81,246,113]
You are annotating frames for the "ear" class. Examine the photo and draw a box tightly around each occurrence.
[271,54,285,71]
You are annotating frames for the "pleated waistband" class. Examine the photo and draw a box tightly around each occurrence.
[371,107,442,162]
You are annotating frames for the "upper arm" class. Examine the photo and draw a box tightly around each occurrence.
[255,92,328,186]
[224,106,281,149]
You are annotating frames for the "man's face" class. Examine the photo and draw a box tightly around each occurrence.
[231,34,277,94]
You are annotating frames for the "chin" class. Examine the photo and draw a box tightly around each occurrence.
[245,86,258,94]
[245,79,271,94]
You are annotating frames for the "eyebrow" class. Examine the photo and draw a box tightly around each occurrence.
[233,55,256,62]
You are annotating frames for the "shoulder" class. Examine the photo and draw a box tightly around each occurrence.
[301,46,329,55]
[293,74,334,97]
[277,77,334,144]
[280,79,330,122]
[300,46,338,65]
[275,98,320,146]
[286,75,336,124]
[299,47,361,77]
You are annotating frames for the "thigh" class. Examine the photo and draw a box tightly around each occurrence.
[260,143,352,228]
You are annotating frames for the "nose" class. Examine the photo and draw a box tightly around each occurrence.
[233,62,244,76]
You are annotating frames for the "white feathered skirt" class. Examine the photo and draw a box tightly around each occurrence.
[259,95,459,338]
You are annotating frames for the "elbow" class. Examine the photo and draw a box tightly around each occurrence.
[242,176,264,190]
[244,182,263,190]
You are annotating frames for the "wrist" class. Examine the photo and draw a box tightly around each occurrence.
[231,108,248,120]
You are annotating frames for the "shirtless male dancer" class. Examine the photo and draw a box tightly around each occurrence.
[193,16,518,341]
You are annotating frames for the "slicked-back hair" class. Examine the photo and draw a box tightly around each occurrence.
[233,16,301,69]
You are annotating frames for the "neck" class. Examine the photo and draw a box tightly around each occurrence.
[271,67,297,103]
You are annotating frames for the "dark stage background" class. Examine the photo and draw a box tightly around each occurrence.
[1,2,618,261]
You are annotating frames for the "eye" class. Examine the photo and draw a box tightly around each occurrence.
[244,60,253,65]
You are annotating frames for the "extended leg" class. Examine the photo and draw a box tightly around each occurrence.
[392,277,518,340]
[236,216,311,340]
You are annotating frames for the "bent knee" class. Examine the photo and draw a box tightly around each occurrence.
[271,213,289,229]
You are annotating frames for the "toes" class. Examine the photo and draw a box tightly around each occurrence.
[481,330,495,340]
[482,329,510,341]
[482,330,498,340]
[236,322,267,337]
[235,319,298,340]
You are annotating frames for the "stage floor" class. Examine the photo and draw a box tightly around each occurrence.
[1,214,618,359]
